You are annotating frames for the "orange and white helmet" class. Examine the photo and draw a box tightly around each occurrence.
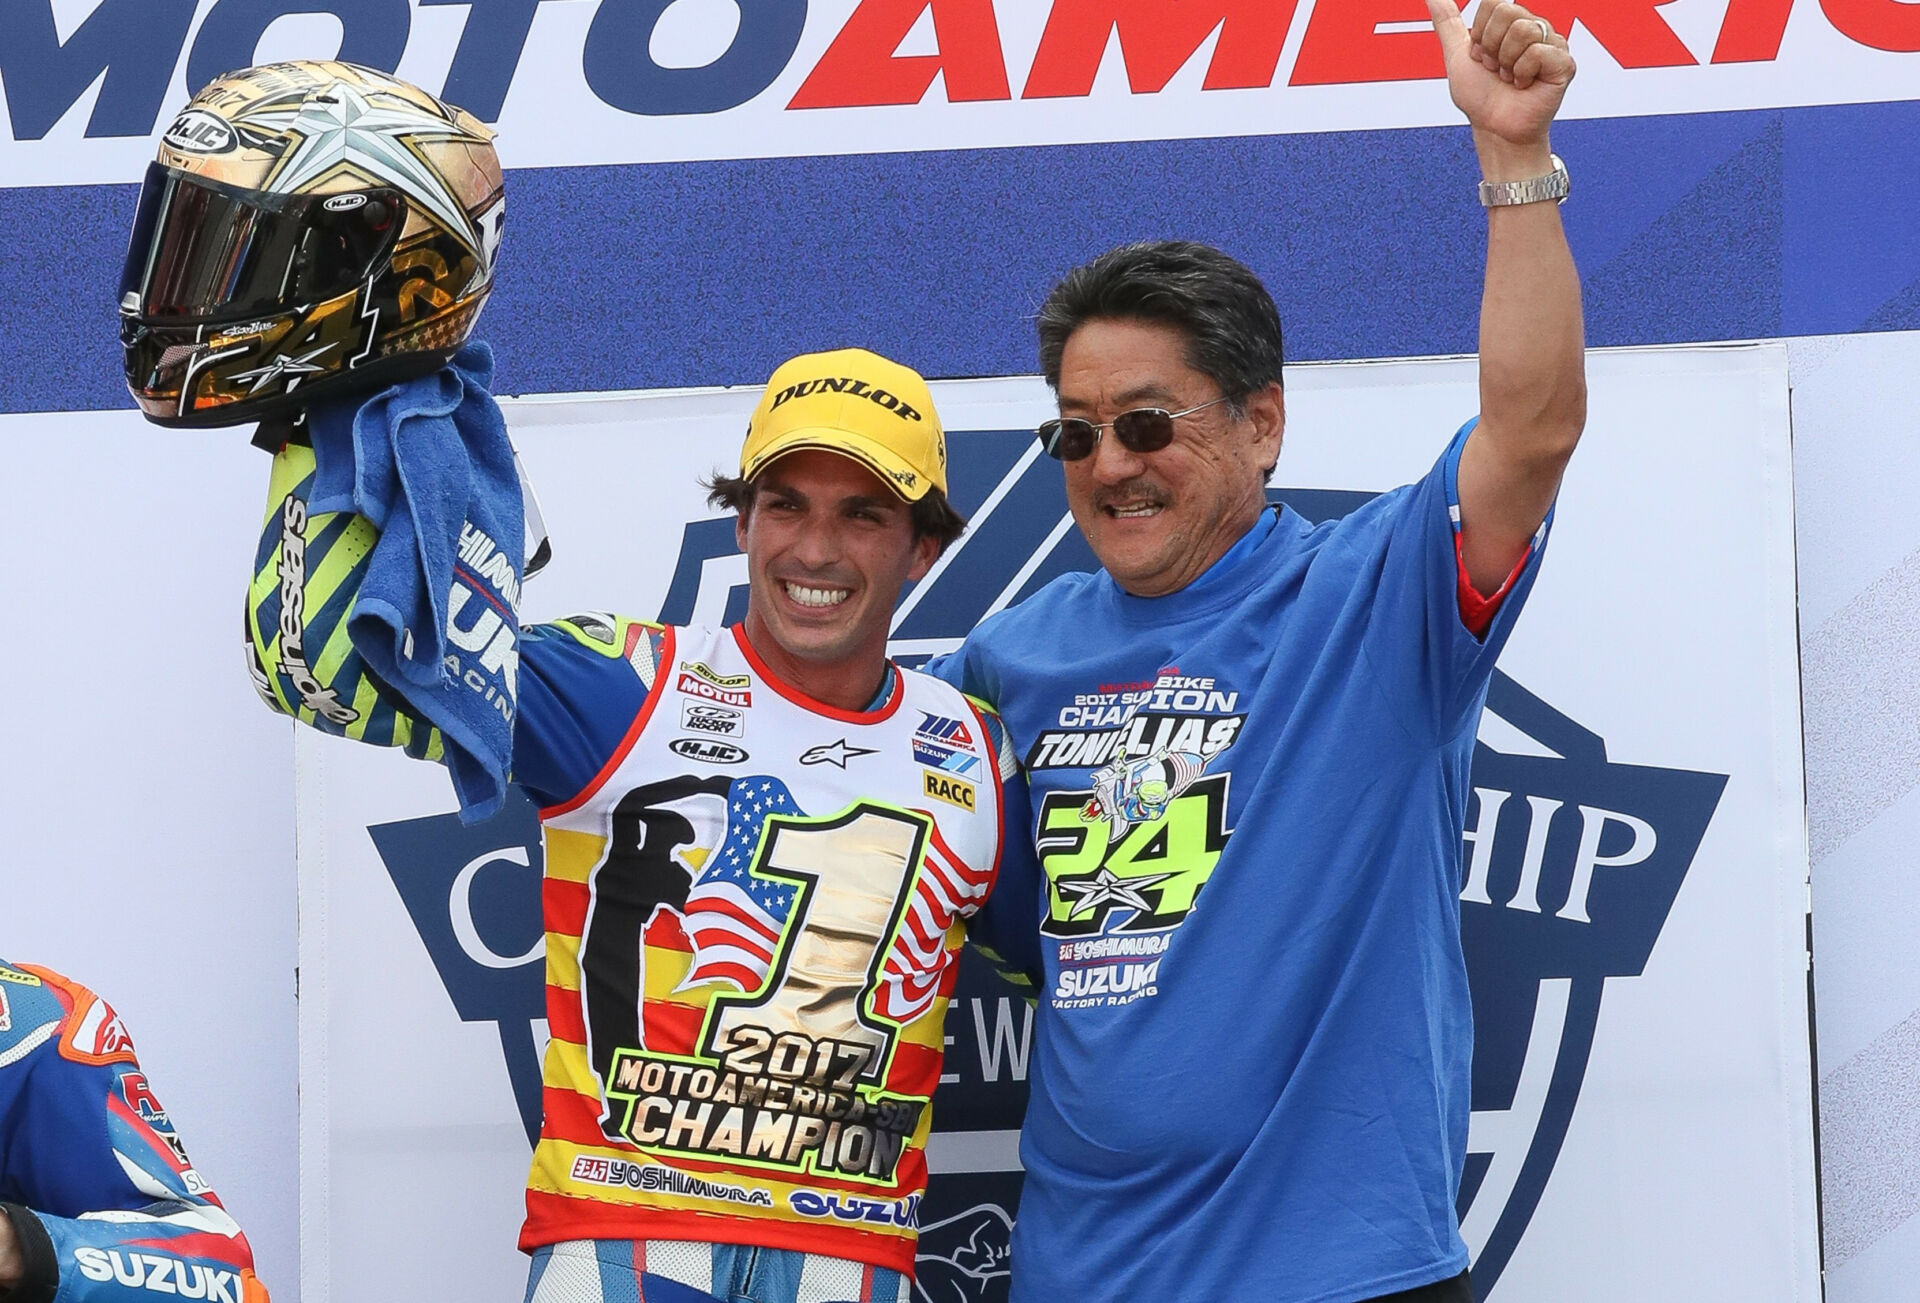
[119,61,504,427]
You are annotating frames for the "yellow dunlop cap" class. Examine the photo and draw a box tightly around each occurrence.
[741,348,947,501]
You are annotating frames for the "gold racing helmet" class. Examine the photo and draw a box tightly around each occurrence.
[119,61,504,428]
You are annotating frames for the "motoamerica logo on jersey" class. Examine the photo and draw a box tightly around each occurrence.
[913,712,981,775]
[1029,670,1244,1009]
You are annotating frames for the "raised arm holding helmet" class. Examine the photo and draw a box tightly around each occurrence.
[119,61,1040,1303]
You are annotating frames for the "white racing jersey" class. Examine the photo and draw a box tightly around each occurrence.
[529,622,1013,1273]
[245,445,1042,1278]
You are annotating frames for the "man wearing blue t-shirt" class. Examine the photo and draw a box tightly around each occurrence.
[931,3,1584,1300]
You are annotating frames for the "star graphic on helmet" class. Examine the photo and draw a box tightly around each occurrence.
[228,342,336,394]
[238,80,483,256]
[799,739,879,768]
[1057,867,1176,919]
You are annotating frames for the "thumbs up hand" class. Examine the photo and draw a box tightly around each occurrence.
[1428,0,1576,153]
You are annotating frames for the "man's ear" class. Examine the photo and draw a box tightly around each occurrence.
[1246,382,1285,467]
[735,508,749,555]
[906,531,941,584]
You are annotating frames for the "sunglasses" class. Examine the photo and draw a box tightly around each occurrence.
[1036,395,1233,461]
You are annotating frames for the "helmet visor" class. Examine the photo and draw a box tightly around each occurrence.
[119,163,404,323]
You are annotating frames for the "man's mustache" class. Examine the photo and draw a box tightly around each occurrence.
[1090,480,1171,513]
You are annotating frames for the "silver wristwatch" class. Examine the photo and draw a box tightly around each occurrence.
[1477,154,1569,207]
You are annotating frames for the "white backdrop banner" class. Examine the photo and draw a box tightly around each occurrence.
[0,407,301,1298]
[4,0,1919,185]
[296,343,1816,1303]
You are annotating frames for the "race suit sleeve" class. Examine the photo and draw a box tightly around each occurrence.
[244,441,660,810]
[1354,418,1551,743]
[923,640,997,721]
[0,965,268,1303]
[955,697,1044,995]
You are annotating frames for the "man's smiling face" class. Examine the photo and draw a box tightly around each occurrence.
[737,449,936,672]
[1057,317,1283,597]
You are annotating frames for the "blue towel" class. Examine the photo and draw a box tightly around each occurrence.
[306,342,524,821]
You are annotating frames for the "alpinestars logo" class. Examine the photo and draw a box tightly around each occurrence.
[274,494,359,726]
[799,738,877,768]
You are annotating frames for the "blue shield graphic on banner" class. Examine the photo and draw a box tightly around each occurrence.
[370,798,547,1144]
[368,430,1726,1300]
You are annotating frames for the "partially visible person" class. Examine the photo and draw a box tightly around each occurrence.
[933,3,1584,1300]
[0,960,270,1303]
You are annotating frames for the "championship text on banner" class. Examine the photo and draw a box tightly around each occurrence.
[287,345,1816,1303]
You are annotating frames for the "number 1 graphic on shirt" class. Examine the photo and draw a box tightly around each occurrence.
[704,803,931,1086]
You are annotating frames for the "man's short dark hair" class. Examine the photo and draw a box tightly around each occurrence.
[705,470,968,553]
[1037,241,1286,412]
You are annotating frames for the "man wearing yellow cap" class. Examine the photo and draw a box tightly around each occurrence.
[243,348,1040,1303]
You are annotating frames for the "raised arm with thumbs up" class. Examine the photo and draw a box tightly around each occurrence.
[928,12,1596,1303]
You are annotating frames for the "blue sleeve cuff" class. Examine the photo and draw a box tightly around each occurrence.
[1,1204,57,1303]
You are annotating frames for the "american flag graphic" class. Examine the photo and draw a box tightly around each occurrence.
[872,822,993,1024]
[678,777,804,992]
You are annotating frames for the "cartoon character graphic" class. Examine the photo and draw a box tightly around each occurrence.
[1081,747,1212,843]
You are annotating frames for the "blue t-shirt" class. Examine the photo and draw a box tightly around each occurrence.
[933,424,1549,1303]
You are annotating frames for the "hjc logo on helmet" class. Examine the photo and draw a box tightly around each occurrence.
[159,110,234,155]
[118,60,504,430]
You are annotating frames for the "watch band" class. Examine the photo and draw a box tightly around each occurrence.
[1478,154,1569,207]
